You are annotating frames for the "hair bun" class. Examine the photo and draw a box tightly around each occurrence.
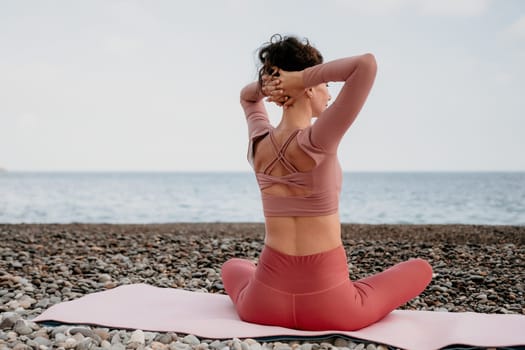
[257,34,323,88]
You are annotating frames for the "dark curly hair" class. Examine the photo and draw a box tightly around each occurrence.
[257,34,323,89]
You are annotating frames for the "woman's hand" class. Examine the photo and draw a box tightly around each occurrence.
[262,68,305,108]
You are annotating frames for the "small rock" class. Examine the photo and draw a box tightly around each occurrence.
[232,339,242,350]
[12,343,31,350]
[110,332,121,344]
[334,339,348,348]
[182,334,200,346]
[154,333,173,344]
[69,326,101,343]
[52,325,70,337]
[13,320,33,335]
[300,344,312,350]
[5,330,17,341]
[55,333,68,342]
[111,343,126,350]
[477,294,488,301]
[17,295,36,308]
[33,336,52,347]
[470,275,484,282]
[104,281,117,289]
[197,343,210,350]
[144,331,157,342]
[76,338,95,350]
[151,341,169,350]
[240,342,250,350]
[65,337,78,348]
[0,312,20,329]
[94,328,110,341]
[210,340,226,350]
[99,274,112,283]
[129,329,145,344]
[171,341,191,350]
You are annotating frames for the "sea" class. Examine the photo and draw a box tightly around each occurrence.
[0,171,524,225]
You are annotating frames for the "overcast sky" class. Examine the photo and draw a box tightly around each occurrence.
[1,0,524,172]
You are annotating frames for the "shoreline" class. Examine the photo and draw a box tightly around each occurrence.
[1,223,523,349]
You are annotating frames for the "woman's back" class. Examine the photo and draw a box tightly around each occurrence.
[252,127,343,255]
[243,54,378,255]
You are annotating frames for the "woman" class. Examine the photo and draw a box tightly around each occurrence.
[221,34,432,331]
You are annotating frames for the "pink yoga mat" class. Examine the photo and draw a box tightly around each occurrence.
[33,284,525,350]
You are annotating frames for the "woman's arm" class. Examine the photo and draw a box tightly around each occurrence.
[269,54,377,152]
[304,54,377,152]
[240,82,271,140]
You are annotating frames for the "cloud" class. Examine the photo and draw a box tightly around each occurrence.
[336,0,492,17]
[416,0,492,17]
[335,0,410,15]
[507,15,525,37]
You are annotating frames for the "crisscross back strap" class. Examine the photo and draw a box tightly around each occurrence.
[263,129,301,175]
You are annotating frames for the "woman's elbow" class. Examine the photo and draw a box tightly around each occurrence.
[362,53,377,74]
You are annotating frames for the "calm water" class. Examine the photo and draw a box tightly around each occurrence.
[0,172,524,225]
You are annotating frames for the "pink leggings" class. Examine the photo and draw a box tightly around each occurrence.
[221,245,432,331]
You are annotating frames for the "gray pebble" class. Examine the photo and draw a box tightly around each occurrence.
[196,343,210,350]
[182,334,200,346]
[171,341,191,350]
[76,338,96,350]
[232,339,242,350]
[93,328,110,341]
[12,343,31,350]
[0,312,20,329]
[210,340,226,350]
[129,329,145,344]
[151,341,169,350]
[241,341,250,350]
[33,335,52,347]
[154,333,173,344]
[110,343,126,350]
[13,320,32,335]
[144,331,157,342]
[99,274,112,283]
[65,337,79,348]
[274,344,292,350]
[69,326,101,343]
[52,325,70,337]
[249,342,262,350]
[334,339,348,348]
[300,344,312,350]
[55,332,68,342]
[111,332,121,344]
[17,295,36,308]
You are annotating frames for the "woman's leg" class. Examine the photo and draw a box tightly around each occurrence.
[295,258,433,330]
[220,258,256,304]
[221,258,295,327]
[352,258,433,322]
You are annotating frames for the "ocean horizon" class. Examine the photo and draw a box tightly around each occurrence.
[1,171,524,225]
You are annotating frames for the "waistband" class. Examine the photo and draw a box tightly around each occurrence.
[255,244,349,294]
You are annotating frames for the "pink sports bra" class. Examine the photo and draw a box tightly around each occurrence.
[240,54,377,217]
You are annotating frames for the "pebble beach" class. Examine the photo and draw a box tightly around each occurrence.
[1,223,524,350]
